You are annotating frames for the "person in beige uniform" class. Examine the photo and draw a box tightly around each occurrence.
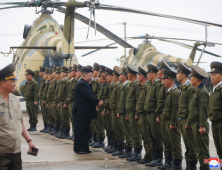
[0,63,36,170]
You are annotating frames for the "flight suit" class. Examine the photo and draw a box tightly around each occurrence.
[58,77,70,129]
[209,83,222,164]
[54,80,61,128]
[24,79,39,124]
[126,79,142,149]
[109,82,124,143]
[161,85,182,160]
[38,77,46,124]
[136,81,152,161]
[42,80,50,124]
[178,81,197,161]
[186,83,210,170]
[0,94,24,170]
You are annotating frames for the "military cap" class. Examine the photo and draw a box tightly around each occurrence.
[68,66,72,73]
[162,68,177,79]
[147,64,158,73]
[177,62,191,75]
[99,65,106,73]
[82,66,93,73]
[120,67,127,77]
[105,67,113,75]
[56,67,61,74]
[60,66,68,73]
[191,65,208,79]
[48,68,53,75]
[53,65,57,72]
[71,64,77,71]
[138,66,147,76]
[0,63,18,81]
[159,60,171,70]
[77,64,82,71]
[93,63,100,71]
[127,64,138,74]
[44,67,49,74]
[113,66,121,76]
[87,65,93,70]
[25,69,35,76]
[39,66,45,72]
[210,61,222,74]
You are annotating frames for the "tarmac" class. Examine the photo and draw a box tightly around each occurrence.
[19,101,220,170]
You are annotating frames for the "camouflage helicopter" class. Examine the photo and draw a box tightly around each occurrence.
[1,0,222,96]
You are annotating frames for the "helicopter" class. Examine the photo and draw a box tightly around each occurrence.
[1,0,222,96]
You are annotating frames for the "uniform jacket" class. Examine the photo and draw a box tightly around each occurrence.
[24,78,39,101]
[58,77,70,105]
[136,81,149,115]
[91,78,100,98]
[118,81,130,115]
[67,78,78,104]
[38,77,45,99]
[155,81,167,118]
[54,80,61,104]
[109,82,122,111]
[47,79,57,103]
[103,82,115,112]
[42,80,50,105]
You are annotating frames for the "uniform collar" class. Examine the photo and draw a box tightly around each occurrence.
[167,85,177,93]
[133,78,138,83]
[195,83,205,93]
[111,81,114,85]
[116,81,121,85]
[151,78,160,85]
[213,81,222,93]
[180,79,191,89]
[123,80,129,87]
[62,77,68,82]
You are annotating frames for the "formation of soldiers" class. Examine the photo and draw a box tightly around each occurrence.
[24,61,222,170]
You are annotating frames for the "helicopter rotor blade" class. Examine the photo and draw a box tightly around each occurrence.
[0,5,25,10]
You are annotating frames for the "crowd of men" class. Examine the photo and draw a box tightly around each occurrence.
[24,61,222,170]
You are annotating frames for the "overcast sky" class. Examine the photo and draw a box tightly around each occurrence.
[0,0,222,71]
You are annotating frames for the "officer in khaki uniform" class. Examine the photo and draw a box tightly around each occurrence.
[118,67,134,158]
[125,64,142,162]
[161,68,182,170]
[0,63,35,170]
[176,62,197,170]
[136,66,152,164]
[209,62,222,170]
[186,65,210,170]
[24,69,39,131]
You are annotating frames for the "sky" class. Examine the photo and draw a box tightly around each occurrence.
[0,0,222,72]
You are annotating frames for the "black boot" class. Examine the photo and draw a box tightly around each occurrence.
[30,123,37,131]
[40,123,47,132]
[127,148,142,162]
[189,160,198,170]
[44,123,51,133]
[148,148,163,167]
[103,137,111,150]
[185,158,190,170]
[107,140,117,153]
[119,147,133,158]
[93,138,105,148]
[138,158,152,164]
[158,152,168,169]
[49,125,55,135]
[91,137,99,147]
[171,159,182,170]
[89,133,96,146]
[112,142,124,156]
[27,123,32,131]
[161,153,173,170]
[60,128,70,139]
[146,150,156,166]
[56,127,63,138]
[54,126,59,136]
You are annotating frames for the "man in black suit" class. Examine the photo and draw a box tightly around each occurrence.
[72,67,103,154]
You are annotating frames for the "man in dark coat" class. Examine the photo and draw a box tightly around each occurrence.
[72,67,103,154]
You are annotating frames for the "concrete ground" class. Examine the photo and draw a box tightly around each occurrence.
[20,101,220,170]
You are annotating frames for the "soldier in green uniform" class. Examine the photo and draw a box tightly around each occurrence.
[67,64,78,140]
[186,65,210,170]
[125,64,142,162]
[176,62,197,170]
[135,66,152,164]
[209,62,222,170]
[76,64,83,80]
[109,66,125,156]
[161,68,182,170]
[57,66,70,139]
[24,69,39,131]
[145,64,163,167]
[89,63,100,146]
[68,66,72,80]
[118,67,134,159]
[38,66,46,132]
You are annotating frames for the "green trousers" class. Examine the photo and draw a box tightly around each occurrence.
[44,102,49,124]
[180,118,198,161]
[48,101,54,125]
[26,101,38,124]
[90,119,97,134]
[138,113,152,160]
[59,101,70,129]
[147,113,163,151]
[120,114,133,148]
[212,122,222,160]
[39,99,46,124]
[110,110,124,142]
[162,118,182,159]
[192,121,210,170]
[0,152,22,170]
[55,104,61,127]
[160,115,168,154]
[68,102,74,130]
[128,112,142,149]
[95,109,105,138]
[102,109,113,137]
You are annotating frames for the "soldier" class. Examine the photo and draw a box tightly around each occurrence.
[68,66,72,80]
[135,66,152,164]
[57,66,70,139]
[24,69,39,131]
[76,64,83,80]
[176,62,197,170]
[145,64,163,167]
[109,66,125,156]
[67,64,78,140]
[118,67,134,159]
[89,63,100,146]
[38,66,46,132]
[125,64,142,162]
[186,65,210,170]
[161,68,182,170]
